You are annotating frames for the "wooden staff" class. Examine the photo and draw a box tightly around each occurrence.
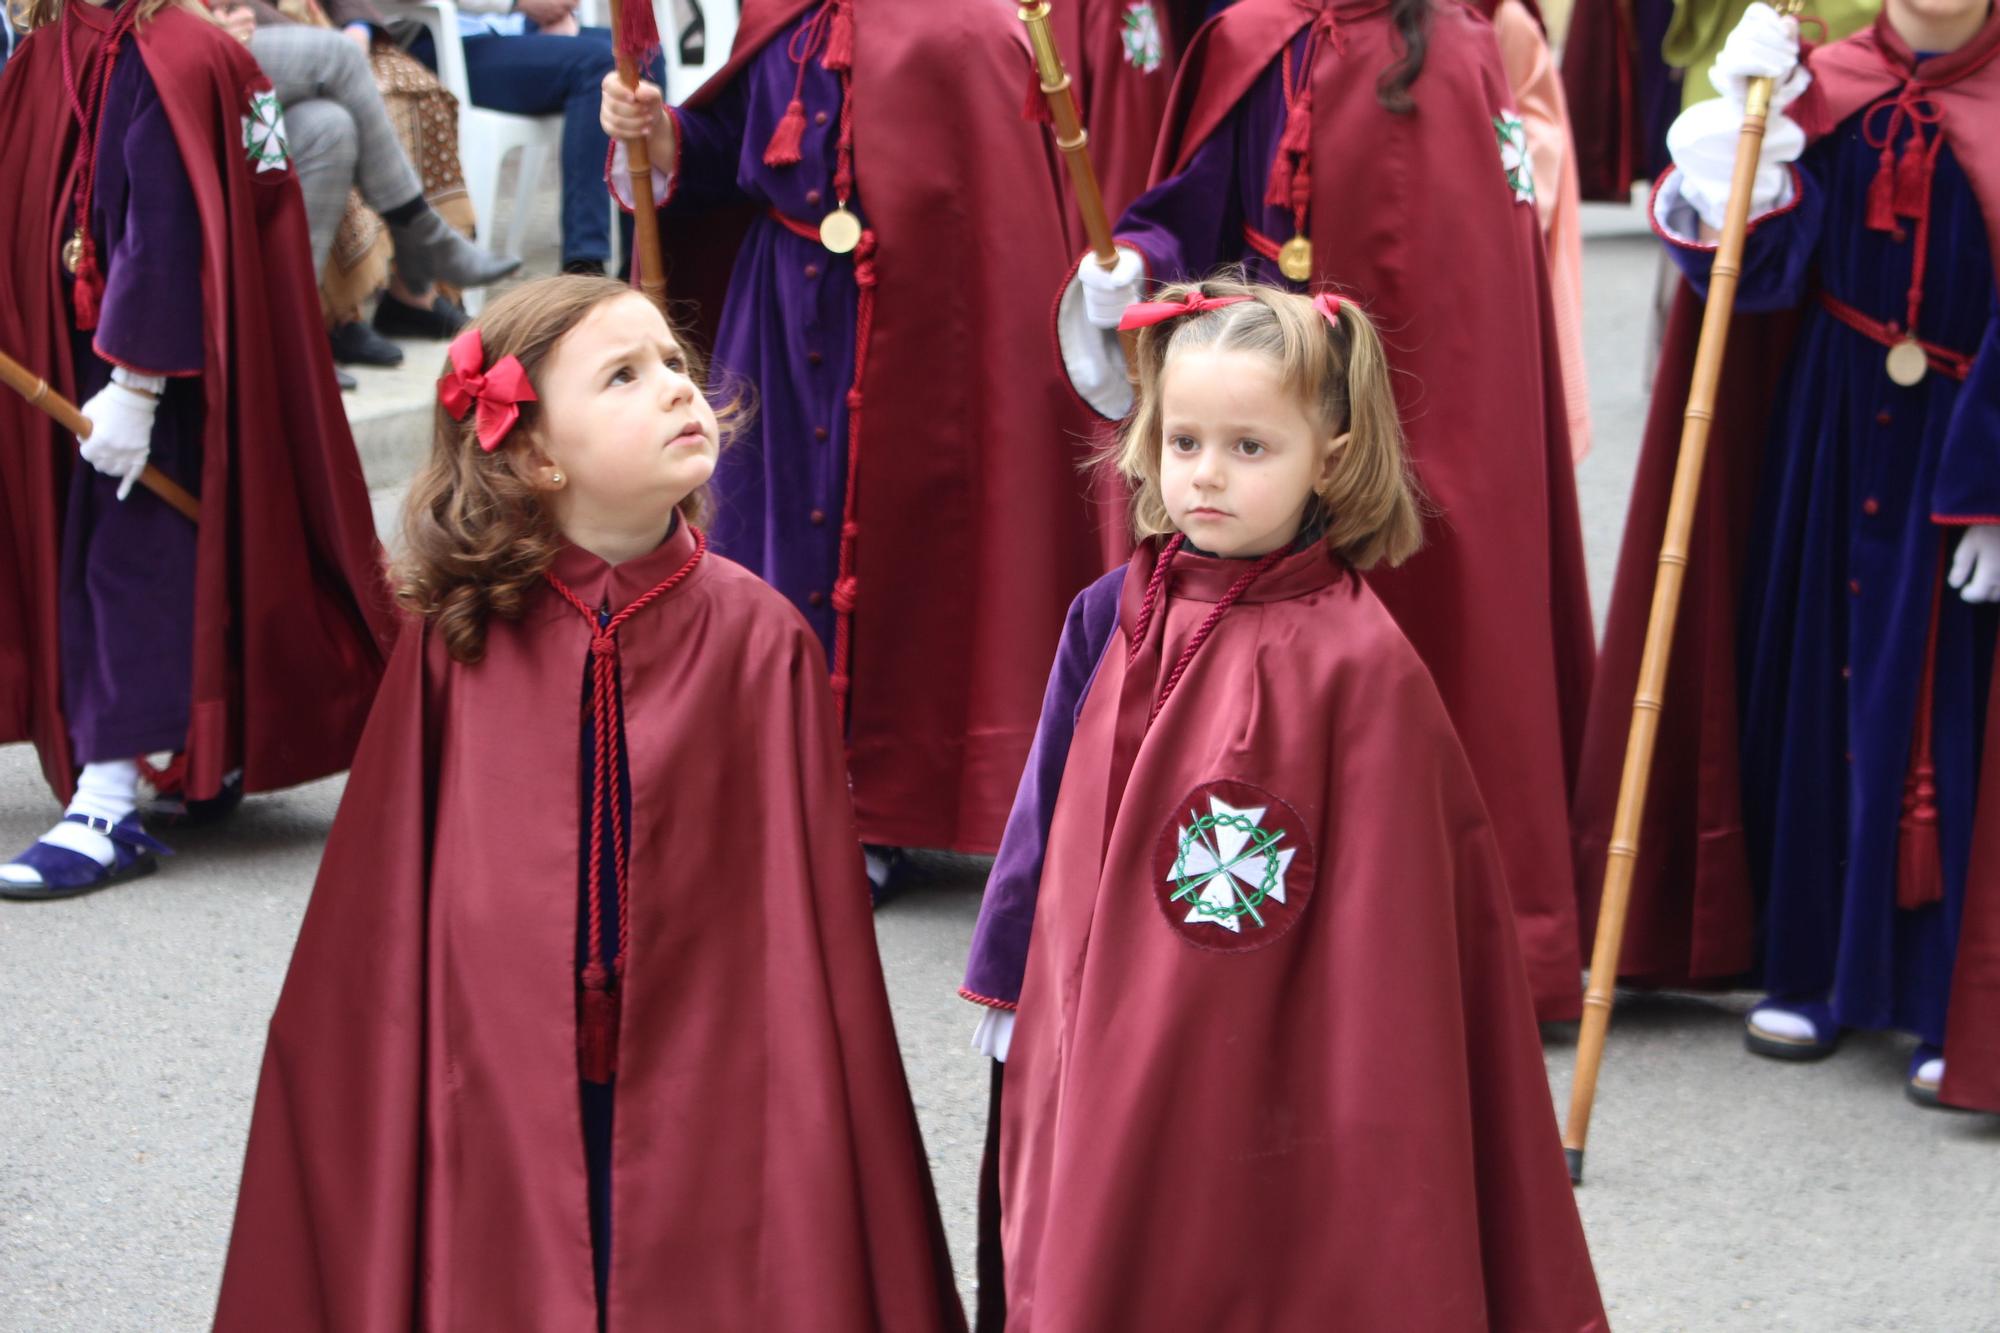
[610,0,669,310]
[1561,4,1800,1186]
[1018,0,1138,375]
[0,348,200,523]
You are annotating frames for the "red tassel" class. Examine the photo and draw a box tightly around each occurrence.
[1024,63,1053,124]
[613,0,661,66]
[72,248,103,332]
[577,978,621,1083]
[1897,767,1943,910]
[821,0,853,71]
[1865,151,1899,233]
[1892,139,1931,221]
[1264,102,1312,209]
[763,98,807,167]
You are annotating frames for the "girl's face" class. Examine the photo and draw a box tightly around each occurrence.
[530,292,719,541]
[1158,346,1343,559]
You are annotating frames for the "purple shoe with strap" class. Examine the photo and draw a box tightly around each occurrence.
[0,813,173,901]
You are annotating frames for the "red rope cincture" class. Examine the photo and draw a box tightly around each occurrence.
[544,530,708,1083]
[1128,535,1287,723]
[828,229,877,722]
[1264,9,1345,237]
[1859,82,1949,354]
[60,0,144,331]
[1896,551,1948,911]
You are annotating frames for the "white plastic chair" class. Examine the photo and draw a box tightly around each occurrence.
[393,0,563,310]
[659,0,736,103]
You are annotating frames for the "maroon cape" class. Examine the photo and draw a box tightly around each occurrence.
[1151,0,1599,1020]
[1558,0,1644,199]
[999,539,1607,1331]
[657,0,1113,855]
[0,5,394,803]
[1574,13,2000,1111]
[216,529,965,1329]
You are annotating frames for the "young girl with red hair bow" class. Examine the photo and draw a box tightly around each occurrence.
[963,277,1606,1331]
[216,274,965,1332]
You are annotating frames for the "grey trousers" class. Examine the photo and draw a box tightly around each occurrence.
[247,26,422,273]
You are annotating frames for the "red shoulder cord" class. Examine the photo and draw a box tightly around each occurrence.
[1859,85,1948,352]
[543,529,708,1084]
[59,0,144,331]
[1264,5,1346,238]
[761,0,872,724]
[1126,534,1288,722]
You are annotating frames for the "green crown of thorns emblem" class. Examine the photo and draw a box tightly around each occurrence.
[1167,795,1298,933]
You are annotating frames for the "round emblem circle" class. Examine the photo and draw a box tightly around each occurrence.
[1153,779,1317,953]
[1277,234,1314,282]
[1885,337,1928,387]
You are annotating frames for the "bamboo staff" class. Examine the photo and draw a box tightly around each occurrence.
[1561,3,1801,1186]
[1019,0,1138,374]
[610,0,668,309]
[0,348,200,523]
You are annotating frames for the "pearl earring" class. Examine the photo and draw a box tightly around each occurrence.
[551,472,564,485]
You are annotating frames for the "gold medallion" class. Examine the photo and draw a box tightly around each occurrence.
[1277,233,1313,282]
[819,206,862,255]
[61,229,84,275]
[1885,337,1928,387]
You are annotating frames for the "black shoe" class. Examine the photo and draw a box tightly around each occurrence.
[387,207,521,290]
[335,367,357,391]
[374,291,467,340]
[563,259,608,277]
[678,1,704,62]
[329,320,405,367]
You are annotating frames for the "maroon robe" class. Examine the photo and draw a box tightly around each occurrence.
[216,528,965,1329]
[653,0,1114,856]
[999,538,1607,1330]
[1575,14,2000,1112]
[0,3,393,804]
[1138,0,1599,1020]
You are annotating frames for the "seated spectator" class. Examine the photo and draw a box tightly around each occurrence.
[215,0,517,380]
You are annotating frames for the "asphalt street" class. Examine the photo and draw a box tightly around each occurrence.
[1,208,1995,1331]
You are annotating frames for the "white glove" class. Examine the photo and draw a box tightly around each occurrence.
[1709,2,1811,111]
[78,368,162,501]
[1662,96,1805,233]
[1949,526,2000,603]
[1076,246,1144,330]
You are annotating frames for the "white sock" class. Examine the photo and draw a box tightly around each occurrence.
[68,760,140,826]
[1749,1006,1822,1043]
[1914,1057,1944,1088]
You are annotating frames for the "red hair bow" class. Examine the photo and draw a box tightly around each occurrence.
[1117,291,1252,332]
[438,329,537,452]
[1313,292,1345,325]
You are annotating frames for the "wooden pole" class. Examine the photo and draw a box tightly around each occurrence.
[1560,20,1798,1185]
[1018,0,1138,374]
[0,348,200,523]
[610,0,669,310]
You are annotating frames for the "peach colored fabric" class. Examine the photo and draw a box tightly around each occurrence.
[1496,0,1592,461]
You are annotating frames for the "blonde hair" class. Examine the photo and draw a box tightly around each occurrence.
[394,275,741,663]
[1106,275,1423,571]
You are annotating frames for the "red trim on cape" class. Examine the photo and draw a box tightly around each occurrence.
[957,986,1019,1013]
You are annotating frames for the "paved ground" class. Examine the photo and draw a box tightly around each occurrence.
[2,205,1996,1332]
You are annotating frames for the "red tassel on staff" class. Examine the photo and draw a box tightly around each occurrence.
[613,0,660,66]
[1897,560,1948,911]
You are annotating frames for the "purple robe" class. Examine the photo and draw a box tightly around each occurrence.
[1113,30,1302,287]
[667,15,856,658]
[961,570,1122,1009]
[59,45,205,765]
[1664,122,2000,1044]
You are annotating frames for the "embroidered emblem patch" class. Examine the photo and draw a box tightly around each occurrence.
[243,84,291,174]
[1154,780,1316,952]
[1121,1,1164,73]
[1494,111,1535,206]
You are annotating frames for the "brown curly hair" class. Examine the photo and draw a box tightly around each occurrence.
[394,275,735,663]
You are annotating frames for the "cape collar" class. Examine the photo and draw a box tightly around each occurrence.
[544,514,703,616]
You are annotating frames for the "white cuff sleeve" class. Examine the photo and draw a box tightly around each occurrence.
[110,367,167,394]
[971,1007,1016,1063]
[608,138,671,211]
[1057,275,1135,421]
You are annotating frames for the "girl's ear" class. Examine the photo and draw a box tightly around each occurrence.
[1318,431,1351,487]
[524,445,566,491]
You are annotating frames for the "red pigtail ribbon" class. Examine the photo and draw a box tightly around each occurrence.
[438,328,537,451]
[1312,292,1345,325]
[1118,292,1252,331]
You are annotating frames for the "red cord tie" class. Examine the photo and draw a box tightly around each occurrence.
[1263,8,1344,225]
[59,0,143,331]
[1897,555,1948,911]
[1127,535,1287,722]
[764,0,852,167]
[827,229,879,726]
[544,530,708,1083]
